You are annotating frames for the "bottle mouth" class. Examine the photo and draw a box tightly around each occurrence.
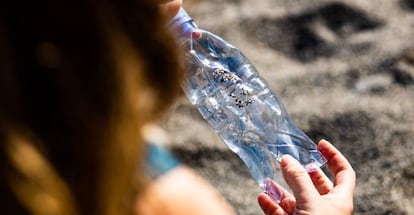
[174,21,200,38]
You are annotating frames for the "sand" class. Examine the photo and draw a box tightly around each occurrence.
[160,0,414,214]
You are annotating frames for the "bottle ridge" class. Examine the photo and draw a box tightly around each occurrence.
[171,8,326,202]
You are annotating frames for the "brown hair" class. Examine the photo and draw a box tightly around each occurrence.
[0,0,182,214]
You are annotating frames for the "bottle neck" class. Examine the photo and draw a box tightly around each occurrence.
[170,8,198,38]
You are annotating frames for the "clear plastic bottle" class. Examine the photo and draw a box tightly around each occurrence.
[171,8,326,202]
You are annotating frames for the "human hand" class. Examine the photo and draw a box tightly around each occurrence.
[159,0,182,20]
[258,139,356,215]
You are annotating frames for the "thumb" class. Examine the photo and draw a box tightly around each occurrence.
[280,155,319,202]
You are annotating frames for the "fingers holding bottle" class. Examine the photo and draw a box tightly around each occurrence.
[280,155,320,203]
[317,139,356,198]
[308,167,333,195]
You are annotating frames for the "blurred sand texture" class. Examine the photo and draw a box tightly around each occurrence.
[160,0,414,214]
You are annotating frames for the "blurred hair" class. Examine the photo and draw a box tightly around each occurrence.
[0,0,182,214]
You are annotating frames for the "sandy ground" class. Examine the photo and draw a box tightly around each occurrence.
[159,0,414,214]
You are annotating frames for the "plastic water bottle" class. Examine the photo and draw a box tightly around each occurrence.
[171,8,326,202]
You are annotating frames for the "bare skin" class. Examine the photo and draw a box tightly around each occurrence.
[135,166,236,215]
[258,140,356,215]
[160,0,182,20]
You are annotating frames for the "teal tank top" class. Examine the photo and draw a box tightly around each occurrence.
[145,143,180,179]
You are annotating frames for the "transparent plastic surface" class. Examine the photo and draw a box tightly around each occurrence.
[172,8,326,202]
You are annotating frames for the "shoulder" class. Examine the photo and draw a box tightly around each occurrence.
[134,166,236,215]
[137,124,235,215]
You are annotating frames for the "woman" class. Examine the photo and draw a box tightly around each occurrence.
[0,0,235,213]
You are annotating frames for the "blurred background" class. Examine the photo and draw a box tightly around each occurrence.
[159,0,414,214]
